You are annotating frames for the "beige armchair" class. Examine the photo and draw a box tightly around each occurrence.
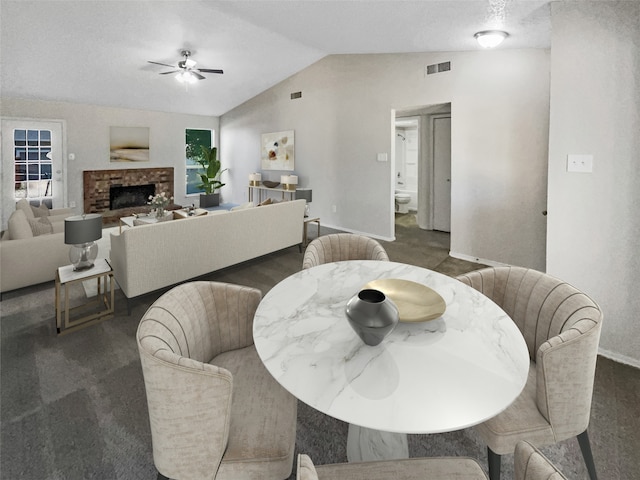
[456,267,602,480]
[302,233,389,269]
[297,453,488,479]
[137,281,297,480]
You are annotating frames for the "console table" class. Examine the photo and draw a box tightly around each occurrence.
[248,185,296,203]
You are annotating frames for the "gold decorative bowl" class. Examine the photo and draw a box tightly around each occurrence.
[362,279,446,322]
[262,181,280,188]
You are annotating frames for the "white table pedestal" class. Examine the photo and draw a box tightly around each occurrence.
[347,424,409,462]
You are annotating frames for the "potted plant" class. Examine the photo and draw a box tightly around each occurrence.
[195,146,227,207]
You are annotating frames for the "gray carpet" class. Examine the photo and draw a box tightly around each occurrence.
[1,215,639,479]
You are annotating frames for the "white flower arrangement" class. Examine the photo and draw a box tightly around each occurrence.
[148,192,173,210]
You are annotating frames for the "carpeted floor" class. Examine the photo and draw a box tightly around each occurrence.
[1,213,639,479]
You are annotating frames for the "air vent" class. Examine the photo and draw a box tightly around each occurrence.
[290,91,302,100]
[425,61,451,76]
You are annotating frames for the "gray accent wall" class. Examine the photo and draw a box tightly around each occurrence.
[547,2,640,367]
[220,50,551,271]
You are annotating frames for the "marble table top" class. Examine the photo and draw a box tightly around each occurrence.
[253,260,529,435]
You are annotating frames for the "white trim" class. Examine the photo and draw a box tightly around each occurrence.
[598,348,640,370]
[449,251,507,267]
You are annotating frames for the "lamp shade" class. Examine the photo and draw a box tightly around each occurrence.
[64,214,103,245]
[295,188,312,203]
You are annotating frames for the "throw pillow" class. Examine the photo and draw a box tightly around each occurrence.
[15,198,35,219]
[296,454,319,480]
[7,209,33,239]
[28,217,53,236]
[31,204,50,218]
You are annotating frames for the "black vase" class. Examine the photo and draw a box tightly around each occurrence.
[345,289,399,346]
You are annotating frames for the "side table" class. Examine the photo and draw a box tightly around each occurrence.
[55,258,115,335]
[303,217,320,247]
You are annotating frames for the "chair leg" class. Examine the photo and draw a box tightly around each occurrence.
[487,447,501,480]
[577,430,598,480]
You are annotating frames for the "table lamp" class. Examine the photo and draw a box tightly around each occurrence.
[64,214,103,271]
[296,188,312,217]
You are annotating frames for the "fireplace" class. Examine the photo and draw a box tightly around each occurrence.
[110,184,155,210]
[83,167,174,225]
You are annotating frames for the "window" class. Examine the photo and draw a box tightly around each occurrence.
[185,129,213,195]
[14,129,53,201]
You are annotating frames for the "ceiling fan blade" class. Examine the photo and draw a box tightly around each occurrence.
[148,61,176,68]
[192,71,206,80]
[198,68,224,74]
[160,70,180,75]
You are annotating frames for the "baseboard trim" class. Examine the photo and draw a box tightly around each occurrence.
[321,223,395,242]
[449,251,508,268]
[598,348,640,370]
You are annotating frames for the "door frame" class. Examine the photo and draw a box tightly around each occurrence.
[1,117,68,229]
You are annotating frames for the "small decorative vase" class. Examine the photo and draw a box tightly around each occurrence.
[156,207,165,218]
[345,289,399,346]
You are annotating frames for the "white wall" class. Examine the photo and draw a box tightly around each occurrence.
[1,97,219,214]
[547,2,640,367]
[221,50,550,270]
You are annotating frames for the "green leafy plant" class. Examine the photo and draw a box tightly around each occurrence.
[195,146,227,194]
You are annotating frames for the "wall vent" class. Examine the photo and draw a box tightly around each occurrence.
[290,91,302,100]
[425,61,451,76]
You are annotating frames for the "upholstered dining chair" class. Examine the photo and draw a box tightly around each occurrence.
[302,233,389,269]
[296,440,567,480]
[456,266,603,480]
[514,441,568,480]
[137,281,298,480]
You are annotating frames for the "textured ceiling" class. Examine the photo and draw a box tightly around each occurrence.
[0,0,551,116]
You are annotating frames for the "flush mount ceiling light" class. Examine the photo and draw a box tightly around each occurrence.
[474,30,509,48]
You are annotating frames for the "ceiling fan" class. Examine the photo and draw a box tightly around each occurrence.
[148,50,223,83]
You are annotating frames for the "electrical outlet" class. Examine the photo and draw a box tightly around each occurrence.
[332,205,337,213]
[69,201,76,208]
[567,154,593,173]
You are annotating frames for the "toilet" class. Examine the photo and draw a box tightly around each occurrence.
[394,193,411,214]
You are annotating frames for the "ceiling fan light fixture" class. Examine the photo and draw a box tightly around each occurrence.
[474,30,508,48]
[176,70,197,84]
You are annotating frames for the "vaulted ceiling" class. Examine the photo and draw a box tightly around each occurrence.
[0,0,551,117]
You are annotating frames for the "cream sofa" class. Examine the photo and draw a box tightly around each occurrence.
[1,200,74,294]
[109,199,306,304]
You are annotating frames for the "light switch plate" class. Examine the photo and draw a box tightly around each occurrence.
[567,154,593,173]
[377,153,388,162]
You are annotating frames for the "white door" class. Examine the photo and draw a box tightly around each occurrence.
[432,116,451,232]
[1,119,65,228]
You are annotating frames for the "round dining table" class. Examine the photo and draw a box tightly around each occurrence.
[253,260,529,461]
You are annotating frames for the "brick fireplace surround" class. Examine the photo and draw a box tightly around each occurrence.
[83,167,174,224]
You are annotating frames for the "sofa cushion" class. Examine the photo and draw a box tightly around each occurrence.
[28,217,54,236]
[16,198,35,219]
[31,204,50,218]
[8,209,33,239]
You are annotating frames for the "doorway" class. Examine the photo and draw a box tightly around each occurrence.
[395,104,451,236]
[1,118,66,229]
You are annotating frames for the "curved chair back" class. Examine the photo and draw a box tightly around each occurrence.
[302,233,389,269]
[515,441,568,480]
